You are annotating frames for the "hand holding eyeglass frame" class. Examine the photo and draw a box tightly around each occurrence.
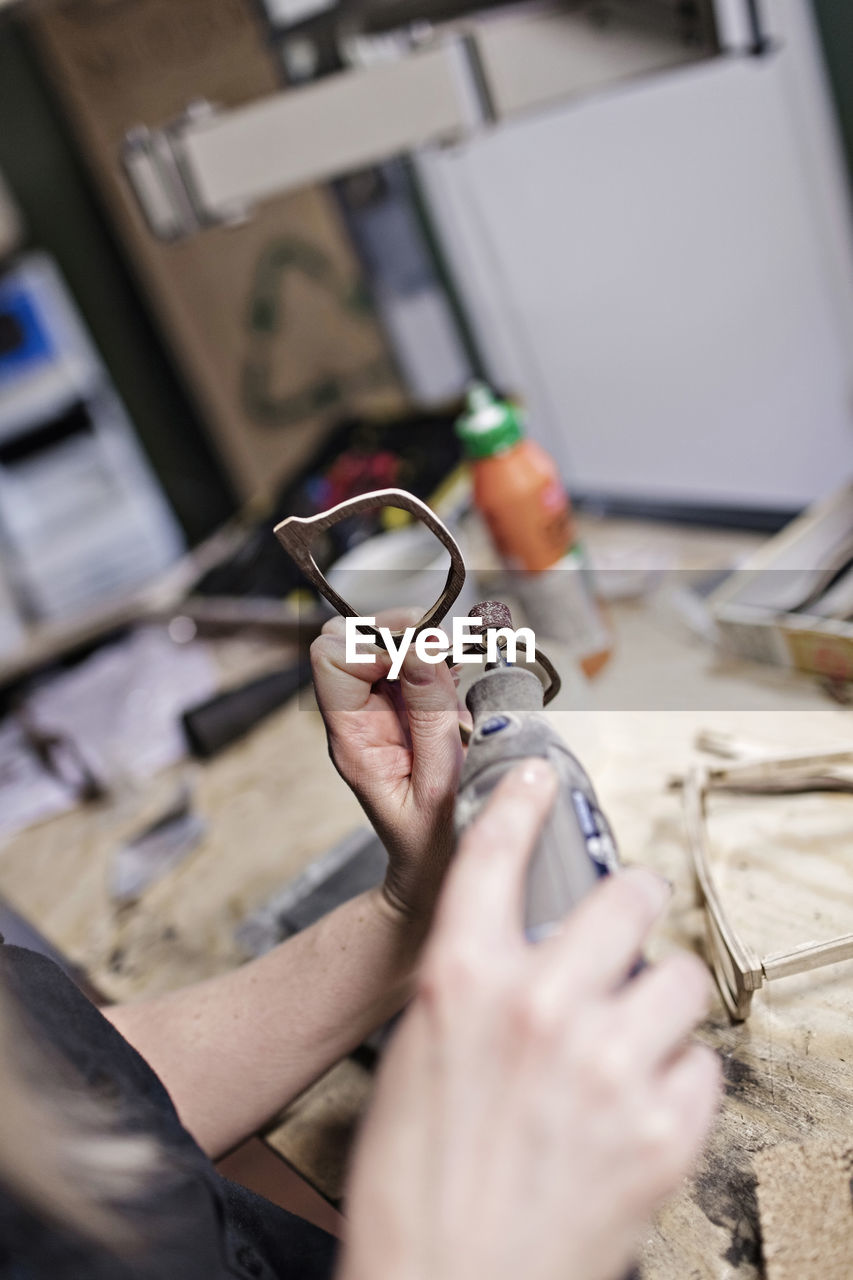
[274,487,560,703]
[274,488,640,942]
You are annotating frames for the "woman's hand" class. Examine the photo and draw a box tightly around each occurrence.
[339,761,721,1280]
[311,609,465,926]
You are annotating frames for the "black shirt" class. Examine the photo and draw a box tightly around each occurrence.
[0,944,338,1279]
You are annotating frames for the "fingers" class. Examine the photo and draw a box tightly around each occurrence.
[653,1042,722,1182]
[661,1042,721,1118]
[313,604,424,716]
[613,951,712,1072]
[430,761,559,950]
[326,606,463,801]
[311,629,391,717]
[541,868,672,997]
[315,610,461,744]
[397,643,463,807]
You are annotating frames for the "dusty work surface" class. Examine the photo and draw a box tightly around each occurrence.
[1,518,853,1277]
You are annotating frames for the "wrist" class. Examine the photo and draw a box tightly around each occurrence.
[378,828,453,936]
[380,873,442,942]
[368,884,432,961]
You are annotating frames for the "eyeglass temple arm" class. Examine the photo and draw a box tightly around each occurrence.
[695,730,853,780]
[762,934,853,981]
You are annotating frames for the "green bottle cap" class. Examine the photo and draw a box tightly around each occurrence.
[455,382,524,459]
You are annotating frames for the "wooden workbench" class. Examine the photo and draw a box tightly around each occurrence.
[1,517,852,1279]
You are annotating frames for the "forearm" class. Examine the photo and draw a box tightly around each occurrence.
[104,888,424,1159]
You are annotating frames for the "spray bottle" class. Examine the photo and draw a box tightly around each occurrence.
[455,383,611,678]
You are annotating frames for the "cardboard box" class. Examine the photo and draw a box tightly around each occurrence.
[711,482,853,682]
[30,0,405,501]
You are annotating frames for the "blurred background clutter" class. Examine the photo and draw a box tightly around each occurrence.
[1,0,853,1262]
[0,1,852,639]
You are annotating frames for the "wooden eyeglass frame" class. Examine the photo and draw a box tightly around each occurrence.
[274,488,467,648]
[683,749,853,1020]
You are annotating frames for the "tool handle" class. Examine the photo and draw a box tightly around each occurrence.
[525,766,616,941]
[455,715,620,941]
[182,662,310,759]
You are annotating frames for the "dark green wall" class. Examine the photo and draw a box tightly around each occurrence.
[0,16,238,543]
[812,0,853,192]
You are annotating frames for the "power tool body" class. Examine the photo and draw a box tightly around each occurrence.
[457,601,621,939]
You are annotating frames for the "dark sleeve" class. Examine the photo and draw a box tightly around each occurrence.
[0,945,338,1280]
[0,944,187,1140]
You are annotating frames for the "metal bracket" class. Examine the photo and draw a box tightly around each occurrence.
[122,37,485,240]
[122,4,719,240]
[122,101,250,241]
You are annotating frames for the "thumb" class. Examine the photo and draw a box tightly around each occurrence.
[398,642,463,805]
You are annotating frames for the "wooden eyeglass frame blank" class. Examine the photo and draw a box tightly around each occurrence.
[683,751,853,1021]
[274,488,467,648]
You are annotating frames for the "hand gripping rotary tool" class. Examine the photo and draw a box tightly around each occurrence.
[274,487,623,938]
[456,599,620,941]
[456,602,639,1280]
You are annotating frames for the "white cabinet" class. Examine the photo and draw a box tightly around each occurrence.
[418,0,853,512]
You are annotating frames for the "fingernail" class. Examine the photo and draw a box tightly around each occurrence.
[517,759,556,787]
[401,653,438,685]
